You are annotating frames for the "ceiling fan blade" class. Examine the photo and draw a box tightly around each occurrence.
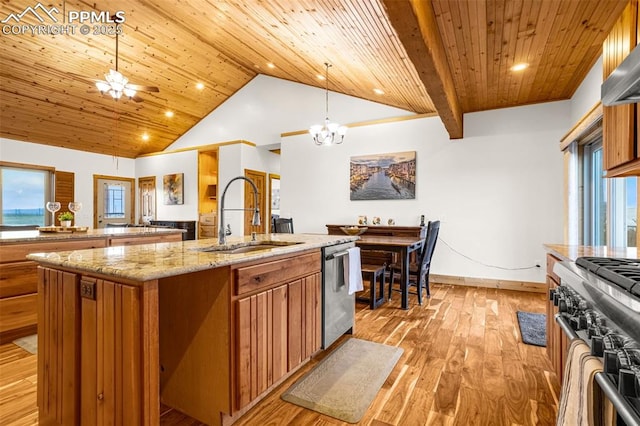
[127,84,159,92]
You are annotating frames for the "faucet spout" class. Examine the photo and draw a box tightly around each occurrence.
[218,176,261,245]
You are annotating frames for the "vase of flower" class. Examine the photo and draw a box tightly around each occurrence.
[58,211,74,227]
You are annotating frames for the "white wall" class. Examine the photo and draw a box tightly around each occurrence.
[570,55,602,124]
[0,138,135,227]
[167,75,414,150]
[281,101,570,283]
[134,150,199,221]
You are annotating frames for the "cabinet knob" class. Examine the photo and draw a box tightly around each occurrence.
[97,393,104,401]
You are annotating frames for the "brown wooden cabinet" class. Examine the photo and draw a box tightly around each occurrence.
[545,253,569,381]
[37,267,159,426]
[0,232,181,344]
[35,247,322,426]
[232,252,321,413]
[603,0,640,177]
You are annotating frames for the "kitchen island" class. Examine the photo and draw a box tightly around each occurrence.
[27,233,356,426]
[0,227,184,343]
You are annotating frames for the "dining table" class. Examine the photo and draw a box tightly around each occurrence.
[355,234,424,310]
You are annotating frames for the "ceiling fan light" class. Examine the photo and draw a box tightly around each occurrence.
[123,87,137,98]
[109,89,122,100]
[96,81,110,93]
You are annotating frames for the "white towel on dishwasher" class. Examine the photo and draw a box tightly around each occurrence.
[344,247,363,295]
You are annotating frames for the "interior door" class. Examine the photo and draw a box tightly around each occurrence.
[244,169,266,235]
[93,175,135,228]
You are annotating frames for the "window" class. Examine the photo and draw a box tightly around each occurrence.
[0,164,53,226]
[581,139,637,247]
[104,184,126,218]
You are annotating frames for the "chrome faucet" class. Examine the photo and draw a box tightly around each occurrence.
[218,176,261,245]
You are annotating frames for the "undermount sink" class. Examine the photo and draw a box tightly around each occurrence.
[191,241,302,254]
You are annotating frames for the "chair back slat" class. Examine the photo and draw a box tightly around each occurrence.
[418,220,440,272]
[273,218,294,233]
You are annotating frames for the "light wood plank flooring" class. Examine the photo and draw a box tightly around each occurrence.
[0,284,559,425]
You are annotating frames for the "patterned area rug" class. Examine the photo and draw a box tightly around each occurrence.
[517,311,547,347]
[13,334,37,354]
[281,338,403,423]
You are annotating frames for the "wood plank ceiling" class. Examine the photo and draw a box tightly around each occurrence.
[0,0,629,158]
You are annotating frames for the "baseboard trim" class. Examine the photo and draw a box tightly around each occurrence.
[431,274,546,293]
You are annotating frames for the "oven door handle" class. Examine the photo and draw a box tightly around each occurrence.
[555,314,640,426]
[554,314,579,341]
[595,372,640,426]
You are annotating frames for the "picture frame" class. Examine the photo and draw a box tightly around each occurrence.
[350,151,416,200]
[163,173,184,205]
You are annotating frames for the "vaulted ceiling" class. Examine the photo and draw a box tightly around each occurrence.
[0,0,628,158]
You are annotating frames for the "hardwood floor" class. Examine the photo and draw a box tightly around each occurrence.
[0,284,560,425]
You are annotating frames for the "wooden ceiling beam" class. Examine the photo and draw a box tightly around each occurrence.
[382,0,463,139]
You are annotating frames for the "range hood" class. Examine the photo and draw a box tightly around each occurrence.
[602,43,640,106]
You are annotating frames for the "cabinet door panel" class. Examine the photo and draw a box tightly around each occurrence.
[236,296,252,410]
[271,285,288,384]
[38,267,80,426]
[287,279,303,371]
[603,0,637,171]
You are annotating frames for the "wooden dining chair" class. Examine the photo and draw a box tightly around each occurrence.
[388,220,440,305]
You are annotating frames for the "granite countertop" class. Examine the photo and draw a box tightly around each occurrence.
[544,244,638,262]
[0,226,184,243]
[27,233,358,282]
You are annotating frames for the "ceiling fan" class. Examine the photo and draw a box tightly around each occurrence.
[88,28,159,102]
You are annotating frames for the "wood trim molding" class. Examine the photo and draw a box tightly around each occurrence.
[382,0,463,139]
[559,102,603,151]
[431,274,546,293]
[281,112,437,138]
[136,140,255,158]
[0,161,55,172]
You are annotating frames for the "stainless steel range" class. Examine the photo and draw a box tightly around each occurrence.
[553,256,640,425]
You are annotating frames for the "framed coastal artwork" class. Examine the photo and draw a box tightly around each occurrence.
[350,151,416,200]
[163,173,184,205]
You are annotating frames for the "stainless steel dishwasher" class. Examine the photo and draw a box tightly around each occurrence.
[322,241,356,349]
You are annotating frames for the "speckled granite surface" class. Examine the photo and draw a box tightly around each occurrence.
[544,244,638,262]
[27,234,358,282]
[0,226,183,243]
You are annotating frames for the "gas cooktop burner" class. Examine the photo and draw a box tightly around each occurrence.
[576,257,640,295]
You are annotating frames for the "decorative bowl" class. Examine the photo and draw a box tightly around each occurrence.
[340,226,368,236]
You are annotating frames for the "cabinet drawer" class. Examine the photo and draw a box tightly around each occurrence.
[0,261,37,298]
[546,253,562,284]
[0,238,107,263]
[109,234,181,246]
[235,251,321,296]
[0,293,37,334]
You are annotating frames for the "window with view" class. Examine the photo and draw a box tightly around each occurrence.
[0,165,53,226]
[104,184,126,219]
[581,139,637,247]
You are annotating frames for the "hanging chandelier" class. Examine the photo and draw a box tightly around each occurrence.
[309,63,347,145]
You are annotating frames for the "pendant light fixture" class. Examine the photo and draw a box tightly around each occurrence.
[309,63,347,145]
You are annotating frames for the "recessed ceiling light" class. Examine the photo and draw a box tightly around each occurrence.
[196,82,205,90]
[373,88,384,95]
[165,111,174,118]
[142,133,149,141]
[267,63,275,69]
[511,63,529,72]
[317,74,325,80]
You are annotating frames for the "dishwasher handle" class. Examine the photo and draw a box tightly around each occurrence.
[325,250,349,261]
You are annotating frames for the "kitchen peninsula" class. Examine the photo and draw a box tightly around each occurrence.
[27,233,356,426]
[0,227,184,344]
